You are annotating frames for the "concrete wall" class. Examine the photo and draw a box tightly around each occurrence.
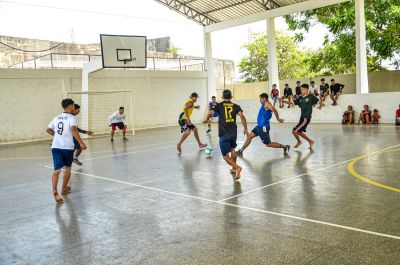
[236,92,400,124]
[0,69,207,144]
[232,71,400,100]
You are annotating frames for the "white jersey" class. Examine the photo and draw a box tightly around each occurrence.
[109,111,126,124]
[48,112,77,150]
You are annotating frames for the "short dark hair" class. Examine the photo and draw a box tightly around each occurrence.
[61,98,74,109]
[321,78,325,81]
[296,81,301,83]
[272,84,277,87]
[310,81,315,84]
[191,92,199,98]
[373,109,378,112]
[285,83,289,86]
[119,106,124,110]
[301,84,309,89]
[260,93,269,99]
[222,89,232,99]
[211,96,216,99]
[74,104,80,110]
[331,79,335,82]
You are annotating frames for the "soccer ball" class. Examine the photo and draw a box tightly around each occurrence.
[205,147,213,155]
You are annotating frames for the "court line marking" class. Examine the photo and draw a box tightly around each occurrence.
[347,148,400,193]
[219,143,400,202]
[38,164,400,241]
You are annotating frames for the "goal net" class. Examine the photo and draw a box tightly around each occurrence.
[63,90,134,137]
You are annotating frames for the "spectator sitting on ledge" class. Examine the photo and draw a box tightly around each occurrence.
[280,84,293,108]
[294,81,301,100]
[358,105,371,125]
[342,105,354,125]
[396,104,400,126]
[270,84,281,107]
[372,109,381,125]
[330,79,345,106]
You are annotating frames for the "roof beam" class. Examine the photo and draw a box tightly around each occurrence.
[205,0,350,32]
[153,0,217,25]
[203,0,254,15]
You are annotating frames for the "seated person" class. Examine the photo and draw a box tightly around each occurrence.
[270,84,281,107]
[318,78,330,109]
[358,105,371,125]
[372,109,381,125]
[342,105,354,125]
[309,81,319,97]
[330,79,345,106]
[280,84,293,108]
[294,81,301,100]
[396,104,400,126]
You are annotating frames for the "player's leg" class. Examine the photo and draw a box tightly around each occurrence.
[61,149,74,195]
[51,149,64,203]
[292,118,307,148]
[121,124,128,140]
[230,148,242,179]
[73,137,83,166]
[237,129,257,155]
[261,127,290,155]
[177,128,191,153]
[111,124,116,141]
[193,127,207,148]
[207,118,211,133]
[298,132,315,150]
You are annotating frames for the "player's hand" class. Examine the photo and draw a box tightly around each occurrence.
[278,118,284,123]
[194,105,200,110]
[187,120,192,125]
[87,131,94,136]
[80,143,87,150]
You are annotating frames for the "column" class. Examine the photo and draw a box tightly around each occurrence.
[267,18,279,93]
[355,0,369,94]
[204,30,216,99]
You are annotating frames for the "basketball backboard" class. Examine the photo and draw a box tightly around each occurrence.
[100,34,147,68]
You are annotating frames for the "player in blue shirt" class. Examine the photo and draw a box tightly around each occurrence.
[205,96,219,133]
[237,93,290,156]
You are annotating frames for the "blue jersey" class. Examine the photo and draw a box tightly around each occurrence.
[209,102,219,117]
[257,103,272,127]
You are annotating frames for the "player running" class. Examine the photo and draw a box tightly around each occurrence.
[237,93,290,156]
[177,92,207,153]
[205,96,219,133]
[109,107,128,142]
[46,99,87,203]
[206,89,249,180]
[72,104,93,166]
[292,84,319,150]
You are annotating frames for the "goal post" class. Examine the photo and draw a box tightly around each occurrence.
[63,90,135,138]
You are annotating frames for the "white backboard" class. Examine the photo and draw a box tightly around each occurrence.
[100,34,147,68]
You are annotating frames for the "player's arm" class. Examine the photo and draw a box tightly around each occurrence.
[266,102,284,123]
[46,128,55,136]
[78,127,94,136]
[312,95,319,105]
[184,101,194,124]
[108,113,115,126]
[71,126,87,150]
[293,96,300,105]
[238,111,249,136]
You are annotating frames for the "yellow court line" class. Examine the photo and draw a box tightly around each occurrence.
[347,148,400,193]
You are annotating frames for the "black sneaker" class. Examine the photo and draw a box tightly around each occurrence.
[236,149,243,156]
[283,145,290,155]
[123,138,128,141]
[73,159,83,166]
[111,138,114,142]
[206,129,211,133]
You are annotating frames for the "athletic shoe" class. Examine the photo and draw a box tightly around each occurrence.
[123,138,128,141]
[283,145,290,155]
[236,149,243,156]
[73,159,83,166]
[206,129,211,133]
[111,138,114,142]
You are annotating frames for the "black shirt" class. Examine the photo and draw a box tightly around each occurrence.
[320,83,329,93]
[295,86,302,96]
[214,101,243,137]
[294,94,319,119]
[283,88,293,97]
[330,83,345,93]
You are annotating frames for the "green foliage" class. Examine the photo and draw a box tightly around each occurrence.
[239,33,314,82]
[168,44,180,58]
[284,0,399,74]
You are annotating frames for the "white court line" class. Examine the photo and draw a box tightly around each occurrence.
[219,143,400,202]
[38,164,400,241]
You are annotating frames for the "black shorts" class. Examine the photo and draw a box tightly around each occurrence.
[111,122,126,131]
[178,113,195,133]
[251,126,271,145]
[219,135,237,156]
[293,117,311,133]
[331,90,341,96]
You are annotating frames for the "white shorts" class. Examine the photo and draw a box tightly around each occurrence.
[209,116,219,122]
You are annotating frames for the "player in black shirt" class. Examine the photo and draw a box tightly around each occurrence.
[292,84,319,150]
[318,78,330,109]
[330,79,345,106]
[207,89,249,180]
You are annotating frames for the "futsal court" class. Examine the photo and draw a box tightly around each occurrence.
[1,123,399,265]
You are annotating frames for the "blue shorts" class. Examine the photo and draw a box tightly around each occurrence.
[219,135,237,156]
[52,148,74,170]
[252,126,271,145]
[73,138,80,150]
[213,111,219,118]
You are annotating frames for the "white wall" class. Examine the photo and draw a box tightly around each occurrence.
[236,92,400,124]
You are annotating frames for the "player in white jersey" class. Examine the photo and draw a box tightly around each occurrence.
[109,106,128,141]
[46,99,87,203]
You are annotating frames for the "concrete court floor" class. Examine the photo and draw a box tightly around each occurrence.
[0,123,399,265]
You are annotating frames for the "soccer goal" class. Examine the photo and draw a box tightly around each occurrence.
[63,90,135,137]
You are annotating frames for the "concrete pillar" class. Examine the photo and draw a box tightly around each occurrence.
[204,30,216,100]
[267,18,279,93]
[355,0,369,94]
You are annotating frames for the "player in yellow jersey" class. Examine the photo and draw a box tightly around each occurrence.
[177,92,207,153]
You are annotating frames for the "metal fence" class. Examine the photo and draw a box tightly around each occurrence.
[8,53,205,71]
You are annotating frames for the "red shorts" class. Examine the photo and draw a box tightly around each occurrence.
[111,122,127,131]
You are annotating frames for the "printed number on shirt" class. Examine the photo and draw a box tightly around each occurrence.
[57,122,64,135]
[224,105,234,123]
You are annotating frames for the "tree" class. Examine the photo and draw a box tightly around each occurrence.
[285,0,400,74]
[168,44,180,58]
[239,32,313,82]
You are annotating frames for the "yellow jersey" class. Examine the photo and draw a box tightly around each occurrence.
[181,99,194,120]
